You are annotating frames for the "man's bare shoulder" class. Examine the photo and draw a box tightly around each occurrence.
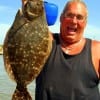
[92,39,100,48]
[92,39,100,57]
[91,39,100,77]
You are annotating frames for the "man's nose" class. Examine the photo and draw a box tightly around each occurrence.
[71,16,78,23]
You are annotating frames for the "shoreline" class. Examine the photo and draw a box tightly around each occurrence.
[0,45,3,55]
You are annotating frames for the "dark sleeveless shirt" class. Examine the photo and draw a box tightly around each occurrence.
[35,34,100,100]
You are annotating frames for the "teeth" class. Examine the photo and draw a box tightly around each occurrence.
[74,29,77,32]
[67,27,76,32]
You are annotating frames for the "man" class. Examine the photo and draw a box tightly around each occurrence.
[35,0,100,100]
[23,0,100,100]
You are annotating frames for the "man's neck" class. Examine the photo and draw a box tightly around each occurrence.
[60,38,86,54]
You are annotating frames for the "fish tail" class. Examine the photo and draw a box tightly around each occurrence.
[12,85,32,100]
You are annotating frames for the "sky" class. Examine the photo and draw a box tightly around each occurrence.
[0,0,100,44]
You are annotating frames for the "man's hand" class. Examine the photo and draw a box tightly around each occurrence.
[22,0,27,9]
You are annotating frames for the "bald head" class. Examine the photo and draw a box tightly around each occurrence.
[61,0,88,19]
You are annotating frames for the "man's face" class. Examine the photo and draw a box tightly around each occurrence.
[60,2,87,43]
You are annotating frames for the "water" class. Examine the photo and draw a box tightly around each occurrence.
[0,55,35,100]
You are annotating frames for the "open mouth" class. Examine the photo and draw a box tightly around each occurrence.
[67,27,77,33]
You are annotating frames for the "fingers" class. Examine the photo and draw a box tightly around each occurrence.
[22,0,28,11]
[22,0,28,6]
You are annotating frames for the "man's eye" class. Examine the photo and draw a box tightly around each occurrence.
[65,13,74,18]
[77,15,84,20]
[64,13,85,22]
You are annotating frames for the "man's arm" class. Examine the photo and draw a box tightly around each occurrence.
[92,40,100,79]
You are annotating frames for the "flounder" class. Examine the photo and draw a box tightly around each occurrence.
[3,0,52,99]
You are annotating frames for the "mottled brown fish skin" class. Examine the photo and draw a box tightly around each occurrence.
[12,86,32,100]
[3,0,52,99]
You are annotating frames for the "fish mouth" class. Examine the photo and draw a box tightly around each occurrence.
[23,0,43,20]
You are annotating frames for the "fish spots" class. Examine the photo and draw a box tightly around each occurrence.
[3,0,52,99]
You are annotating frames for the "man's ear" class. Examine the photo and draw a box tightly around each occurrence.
[60,14,63,22]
